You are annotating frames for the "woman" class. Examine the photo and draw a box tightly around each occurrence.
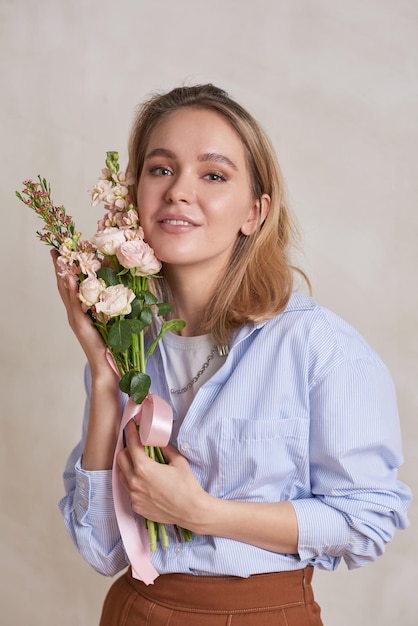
[56,84,411,625]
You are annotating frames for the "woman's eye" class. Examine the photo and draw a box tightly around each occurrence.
[150,166,173,176]
[204,172,227,182]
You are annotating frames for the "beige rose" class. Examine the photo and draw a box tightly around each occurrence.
[95,284,135,318]
[78,277,106,310]
[91,227,126,256]
[116,239,161,276]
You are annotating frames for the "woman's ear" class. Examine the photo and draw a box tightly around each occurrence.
[240,194,271,236]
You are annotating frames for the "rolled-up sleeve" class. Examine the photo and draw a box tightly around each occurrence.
[292,356,411,570]
[58,365,129,577]
[59,458,128,576]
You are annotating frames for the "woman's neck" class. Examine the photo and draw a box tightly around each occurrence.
[164,265,219,337]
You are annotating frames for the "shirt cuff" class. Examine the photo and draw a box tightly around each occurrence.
[74,458,116,521]
[291,497,351,562]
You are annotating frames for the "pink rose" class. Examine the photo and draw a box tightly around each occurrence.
[91,227,126,255]
[116,239,162,276]
[78,277,106,311]
[95,284,135,318]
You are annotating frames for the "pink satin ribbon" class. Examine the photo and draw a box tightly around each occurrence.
[107,350,173,585]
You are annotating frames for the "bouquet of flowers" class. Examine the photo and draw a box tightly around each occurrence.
[16,152,191,552]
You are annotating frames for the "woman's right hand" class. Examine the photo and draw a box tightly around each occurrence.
[52,250,122,469]
[51,250,111,377]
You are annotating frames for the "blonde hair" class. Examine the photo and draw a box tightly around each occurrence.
[128,84,309,344]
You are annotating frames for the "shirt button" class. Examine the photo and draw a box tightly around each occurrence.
[180,442,190,452]
[175,545,183,554]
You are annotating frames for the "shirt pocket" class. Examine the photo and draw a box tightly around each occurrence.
[217,417,309,500]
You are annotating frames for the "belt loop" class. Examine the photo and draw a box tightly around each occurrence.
[302,566,314,605]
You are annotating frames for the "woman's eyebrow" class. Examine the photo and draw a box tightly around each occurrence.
[145,148,176,160]
[198,152,238,170]
[144,148,238,171]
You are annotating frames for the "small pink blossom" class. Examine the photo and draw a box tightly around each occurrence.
[59,240,78,260]
[113,171,135,186]
[95,284,135,318]
[105,182,132,211]
[100,167,111,180]
[78,276,106,311]
[90,179,113,207]
[116,239,161,276]
[124,226,145,241]
[61,237,77,252]
[75,251,101,277]
[91,227,126,256]
[77,239,97,254]
[56,255,79,278]
[97,210,117,230]
[113,208,139,229]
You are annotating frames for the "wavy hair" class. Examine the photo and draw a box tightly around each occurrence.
[128,84,309,344]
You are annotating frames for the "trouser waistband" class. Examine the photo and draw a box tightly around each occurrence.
[124,566,315,612]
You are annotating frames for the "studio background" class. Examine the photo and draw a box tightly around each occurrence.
[1,1,416,624]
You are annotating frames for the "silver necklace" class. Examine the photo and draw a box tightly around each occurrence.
[170,345,228,395]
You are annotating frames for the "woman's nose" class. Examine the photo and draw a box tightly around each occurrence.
[164,171,195,204]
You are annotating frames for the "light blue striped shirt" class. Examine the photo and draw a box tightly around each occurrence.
[59,292,411,577]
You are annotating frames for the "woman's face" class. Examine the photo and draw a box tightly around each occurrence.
[136,107,260,277]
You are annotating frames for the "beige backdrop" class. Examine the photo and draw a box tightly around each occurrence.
[1,1,416,624]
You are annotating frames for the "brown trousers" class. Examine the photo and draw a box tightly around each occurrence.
[99,567,323,625]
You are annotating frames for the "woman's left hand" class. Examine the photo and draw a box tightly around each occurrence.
[116,419,208,531]
[117,420,299,554]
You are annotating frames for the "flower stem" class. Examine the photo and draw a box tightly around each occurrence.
[158,523,169,548]
[147,519,158,552]
[131,333,140,371]
[139,330,146,373]
[180,528,193,542]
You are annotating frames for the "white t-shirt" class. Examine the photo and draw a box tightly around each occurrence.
[161,332,226,437]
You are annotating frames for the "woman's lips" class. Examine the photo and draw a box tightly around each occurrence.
[157,216,198,233]
[161,219,193,226]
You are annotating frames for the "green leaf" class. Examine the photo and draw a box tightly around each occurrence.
[130,372,151,404]
[127,318,146,334]
[157,302,173,316]
[140,307,153,326]
[97,266,119,286]
[146,318,186,359]
[161,318,186,334]
[119,272,131,287]
[127,297,142,319]
[119,370,137,394]
[117,267,130,276]
[108,319,133,352]
[119,370,151,404]
[142,290,158,305]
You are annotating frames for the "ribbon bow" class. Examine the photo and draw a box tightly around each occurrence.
[107,351,173,584]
